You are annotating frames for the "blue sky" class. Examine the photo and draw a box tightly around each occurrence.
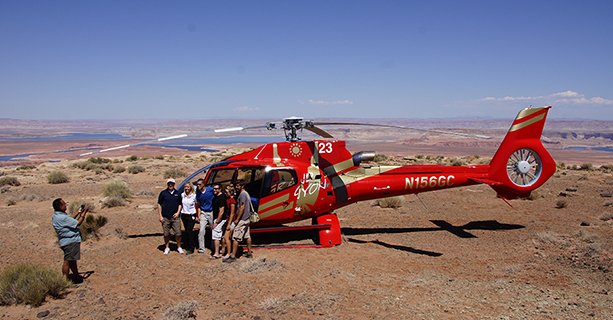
[1,0,612,120]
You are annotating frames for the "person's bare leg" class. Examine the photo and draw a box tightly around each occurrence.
[164,235,170,249]
[247,237,252,254]
[231,240,239,258]
[176,236,182,250]
[213,239,220,256]
[62,261,70,279]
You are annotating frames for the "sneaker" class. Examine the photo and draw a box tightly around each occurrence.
[177,247,185,254]
[163,247,170,255]
[222,256,236,263]
[197,249,206,254]
[244,252,253,258]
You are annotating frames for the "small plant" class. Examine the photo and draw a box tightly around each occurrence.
[599,212,613,221]
[450,158,466,166]
[103,179,131,199]
[16,165,36,171]
[373,154,389,162]
[164,168,187,179]
[163,300,198,320]
[47,171,69,184]
[0,263,70,306]
[374,196,404,208]
[126,155,139,161]
[80,214,108,241]
[599,164,613,173]
[155,155,165,160]
[113,166,126,173]
[0,176,20,187]
[6,199,16,206]
[87,157,111,164]
[101,196,127,208]
[127,165,145,174]
[68,200,95,214]
[555,199,568,209]
[579,163,593,171]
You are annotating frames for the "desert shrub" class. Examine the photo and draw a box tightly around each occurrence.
[16,165,36,171]
[163,300,198,320]
[68,200,95,214]
[374,196,404,208]
[87,157,111,164]
[101,196,127,208]
[555,199,568,209]
[113,166,126,173]
[6,199,16,206]
[599,164,613,173]
[94,168,105,175]
[155,155,165,160]
[579,163,593,171]
[47,171,69,184]
[0,176,20,187]
[80,214,108,241]
[72,161,98,171]
[127,165,145,174]
[0,263,70,306]
[164,168,187,179]
[18,194,43,202]
[103,179,131,199]
[373,154,389,162]
[450,158,466,166]
[126,155,139,162]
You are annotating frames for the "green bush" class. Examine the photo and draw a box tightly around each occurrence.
[80,214,108,241]
[16,165,36,171]
[103,179,131,199]
[0,176,20,187]
[127,165,145,174]
[47,171,69,184]
[87,157,111,164]
[154,155,165,160]
[126,155,139,161]
[101,196,127,208]
[68,200,95,214]
[374,196,404,208]
[112,166,126,173]
[579,163,593,171]
[0,263,70,306]
[164,168,187,179]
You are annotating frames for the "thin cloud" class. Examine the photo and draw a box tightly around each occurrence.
[233,106,260,112]
[482,91,613,106]
[303,99,354,106]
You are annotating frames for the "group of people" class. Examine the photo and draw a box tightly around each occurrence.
[50,176,256,285]
[157,177,253,263]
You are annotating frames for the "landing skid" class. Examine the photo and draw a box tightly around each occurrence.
[250,213,342,248]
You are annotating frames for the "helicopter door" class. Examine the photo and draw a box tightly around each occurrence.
[259,168,298,220]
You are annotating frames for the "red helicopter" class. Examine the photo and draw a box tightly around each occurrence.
[159,106,555,247]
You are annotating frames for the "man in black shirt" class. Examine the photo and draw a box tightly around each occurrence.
[211,183,227,258]
[157,178,183,255]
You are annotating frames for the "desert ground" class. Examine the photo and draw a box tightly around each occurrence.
[0,119,611,319]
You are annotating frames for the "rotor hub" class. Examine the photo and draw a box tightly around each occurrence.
[516,160,531,174]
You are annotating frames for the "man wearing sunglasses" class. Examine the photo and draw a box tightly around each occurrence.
[196,178,214,254]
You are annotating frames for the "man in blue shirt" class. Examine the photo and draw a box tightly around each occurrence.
[51,198,88,283]
[196,178,214,254]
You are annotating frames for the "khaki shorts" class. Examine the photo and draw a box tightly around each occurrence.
[162,217,181,237]
[61,242,80,261]
[232,219,250,242]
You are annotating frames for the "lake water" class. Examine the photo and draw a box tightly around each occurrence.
[0,134,279,162]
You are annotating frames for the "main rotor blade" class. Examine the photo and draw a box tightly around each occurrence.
[305,126,334,138]
[312,122,491,139]
[214,125,269,133]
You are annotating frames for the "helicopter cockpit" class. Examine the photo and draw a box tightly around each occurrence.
[205,166,298,209]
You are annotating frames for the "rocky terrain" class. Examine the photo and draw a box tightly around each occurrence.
[0,147,611,319]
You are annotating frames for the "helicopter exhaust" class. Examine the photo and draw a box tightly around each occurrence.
[352,151,376,166]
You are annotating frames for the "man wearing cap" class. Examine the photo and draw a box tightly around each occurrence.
[158,178,184,254]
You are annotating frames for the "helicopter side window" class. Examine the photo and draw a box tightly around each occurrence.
[209,169,236,186]
[265,169,297,196]
[237,167,265,199]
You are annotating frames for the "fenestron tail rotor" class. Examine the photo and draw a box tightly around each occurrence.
[506,148,543,187]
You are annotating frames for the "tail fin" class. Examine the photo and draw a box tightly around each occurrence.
[487,106,556,199]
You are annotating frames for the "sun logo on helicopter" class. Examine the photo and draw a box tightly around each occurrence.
[289,143,303,157]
